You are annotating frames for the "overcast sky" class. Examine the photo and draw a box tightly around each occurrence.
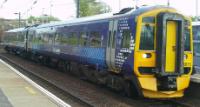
[0,0,199,20]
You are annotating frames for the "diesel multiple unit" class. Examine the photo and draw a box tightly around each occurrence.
[1,6,193,98]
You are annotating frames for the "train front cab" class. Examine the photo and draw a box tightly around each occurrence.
[134,8,193,98]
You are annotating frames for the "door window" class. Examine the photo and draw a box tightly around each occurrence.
[121,30,131,48]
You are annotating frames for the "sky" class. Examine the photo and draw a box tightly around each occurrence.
[0,0,199,20]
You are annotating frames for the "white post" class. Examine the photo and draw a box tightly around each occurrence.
[196,0,199,21]
[119,0,121,11]
[167,0,170,6]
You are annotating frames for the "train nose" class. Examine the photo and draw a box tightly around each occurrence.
[156,12,185,76]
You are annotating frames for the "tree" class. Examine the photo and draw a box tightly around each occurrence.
[191,16,200,21]
[77,0,111,17]
[27,15,60,24]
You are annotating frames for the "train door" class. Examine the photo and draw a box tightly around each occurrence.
[156,13,184,76]
[25,30,28,52]
[106,20,118,71]
[165,21,177,72]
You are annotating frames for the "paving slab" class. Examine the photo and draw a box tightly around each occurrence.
[0,60,59,107]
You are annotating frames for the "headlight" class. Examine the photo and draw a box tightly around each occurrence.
[142,53,152,58]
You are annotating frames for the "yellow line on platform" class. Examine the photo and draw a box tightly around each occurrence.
[25,86,37,95]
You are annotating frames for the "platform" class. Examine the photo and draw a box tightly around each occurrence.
[191,73,200,83]
[0,59,70,107]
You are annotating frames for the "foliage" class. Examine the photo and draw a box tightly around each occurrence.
[77,0,111,17]
[27,15,60,24]
[191,16,200,21]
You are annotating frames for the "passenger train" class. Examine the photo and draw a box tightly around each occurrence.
[192,22,200,73]
[1,6,193,98]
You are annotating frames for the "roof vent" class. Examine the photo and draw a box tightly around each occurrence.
[113,7,133,15]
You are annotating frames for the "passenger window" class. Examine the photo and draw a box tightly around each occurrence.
[68,32,78,46]
[121,30,131,48]
[20,32,25,42]
[193,26,200,40]
[60,33,68,44]
[41,34,48,44]
[184,28,190,51]
[140,24,154,50]
[80,32,88,46]
[37,34,43,44]
[29,31,34,42]
[90,32,101,47]
[55,33,61,45]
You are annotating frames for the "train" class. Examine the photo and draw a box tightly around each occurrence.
[1,5,193,98]
[192,22,200,73]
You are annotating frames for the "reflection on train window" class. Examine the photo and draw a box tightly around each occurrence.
[55,33,62,45]
[17,32,25,42]
[193,26,200,40]
[184,28,190,51]
[68,32,78,46]
[48,34,54,44]
[32,34,39,43]
[80,32,88,46]
[142,17,155,23]
[28,31,34,42]
[11,33,17,41]
[90,32,101,47]
[37,34,43,44]
[42,34,49,44]
[194,43,200,53]
[121,30,131,48]
[60,33,68,44]
[140,24,154,50]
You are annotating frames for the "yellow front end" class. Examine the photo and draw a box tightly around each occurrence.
[138,76,190,98]
[134,8,193,98]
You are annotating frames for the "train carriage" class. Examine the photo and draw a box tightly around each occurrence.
[2,28,27,55]
[2,5,193,98]
[192,22,200,73]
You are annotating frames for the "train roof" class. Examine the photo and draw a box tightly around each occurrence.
[36,5,174,28]
[192,21,200,26]
[5,5,175,32]
[6,27,26,33]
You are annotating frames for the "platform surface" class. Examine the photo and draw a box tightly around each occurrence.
[0,60,59,107]
[191,73,200,83]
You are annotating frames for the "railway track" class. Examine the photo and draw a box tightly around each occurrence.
[0,51,141,107]
[0,53,91,107]
[0,49,196,107]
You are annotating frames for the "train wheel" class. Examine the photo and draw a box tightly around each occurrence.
[124,81,139,98]
[58,60,67,72]
[69,62,81,77]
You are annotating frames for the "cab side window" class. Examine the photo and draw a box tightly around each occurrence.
[140,24,155,50]
[140,17,155,50]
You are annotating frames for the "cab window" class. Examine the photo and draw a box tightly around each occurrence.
[140,23,155,50]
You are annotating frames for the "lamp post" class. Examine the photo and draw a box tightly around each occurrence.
[76,0,80,18]
[196,0,199,21]
[14,12,21,28]
[167,0,170,6]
